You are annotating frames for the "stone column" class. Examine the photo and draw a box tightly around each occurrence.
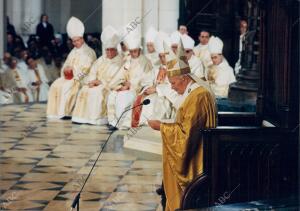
[158,0,179,34]
[6,0,23,34]
[22,0,43,35]
[6,0,43,35]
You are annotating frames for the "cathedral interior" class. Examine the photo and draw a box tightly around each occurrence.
[0,0,299,210]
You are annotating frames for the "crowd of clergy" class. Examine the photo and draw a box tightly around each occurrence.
[0,16,243,130]
[0,16,250,210]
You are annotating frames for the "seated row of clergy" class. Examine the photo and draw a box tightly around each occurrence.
[143,27,236,99]
[46,17,236,129]
[0,56,50,104]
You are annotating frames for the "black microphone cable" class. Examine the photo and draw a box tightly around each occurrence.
[71,99,150,210]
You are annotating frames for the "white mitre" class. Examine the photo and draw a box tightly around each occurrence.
[66,16,85,39]
[208,36,223,54]
[101,25,120,49]
[154,31,171,54]
[124,29,141,50]
[181,34,195,50]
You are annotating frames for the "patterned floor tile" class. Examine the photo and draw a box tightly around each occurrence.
[0,103,162,210]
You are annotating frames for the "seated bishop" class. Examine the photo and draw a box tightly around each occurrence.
[207,36,236,98]
[145,26,159,68]
[72,26,124,125]
[26,57,49,102]
[122,31,180,129]
[2,57,33,103]
[47,17,96,119]
[107,30,153,129]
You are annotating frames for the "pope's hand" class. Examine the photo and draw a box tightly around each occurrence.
[144,86,156,95]
[148,120,161,130]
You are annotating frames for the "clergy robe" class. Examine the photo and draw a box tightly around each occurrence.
[72,54,123,125]
[160,82,217,211]
[47,43,96,118]
[0,73,13,104]
[208,59,236,98]
[193,44,213,79]
[27,64,50,102]
[127,65,178,128]
[188,55,205,79]
[107,54,152,127]
[120,50,131,63]
[0,61,8,73]
[38,59,60,85]
[2,68,34,103]
[145,52,160,68]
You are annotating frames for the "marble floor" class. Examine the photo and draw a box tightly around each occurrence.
[0,103,163,211]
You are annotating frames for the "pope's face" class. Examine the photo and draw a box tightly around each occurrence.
[211,54,223,65]
[147,43,155,53]
[105,48,117,59]
[199,32,210,45]
[72,37,84,49]
[129,48,140,59]
[168,75,189,95]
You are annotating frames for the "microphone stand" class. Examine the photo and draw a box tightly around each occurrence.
[70,102,147,211]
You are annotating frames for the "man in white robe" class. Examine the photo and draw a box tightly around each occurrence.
[123,31,180,128]
[26,57,49,102]
[1,52,11,73]
[145,26,159,68]
[17,50,29,75]
[2,58,33,103]
[107,31,152,129]
[207,36,236,98]
[181,34,205,79]
[47,17,96,119]
[170,31,181,54]
[38,51,60,85]
[193,30,213,79]
[72,26,123,125]
[0,73,13,105]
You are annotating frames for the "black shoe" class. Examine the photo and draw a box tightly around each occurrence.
[61,116,72,120]
[156,186,164,195]
[72,121,82,125]
[107,125,118,131]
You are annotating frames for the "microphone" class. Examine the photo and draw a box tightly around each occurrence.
[142,99,150,105]
[71,99,150,211]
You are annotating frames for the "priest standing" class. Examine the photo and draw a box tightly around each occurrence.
[47,17,96,119]
[148,47,217,211]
